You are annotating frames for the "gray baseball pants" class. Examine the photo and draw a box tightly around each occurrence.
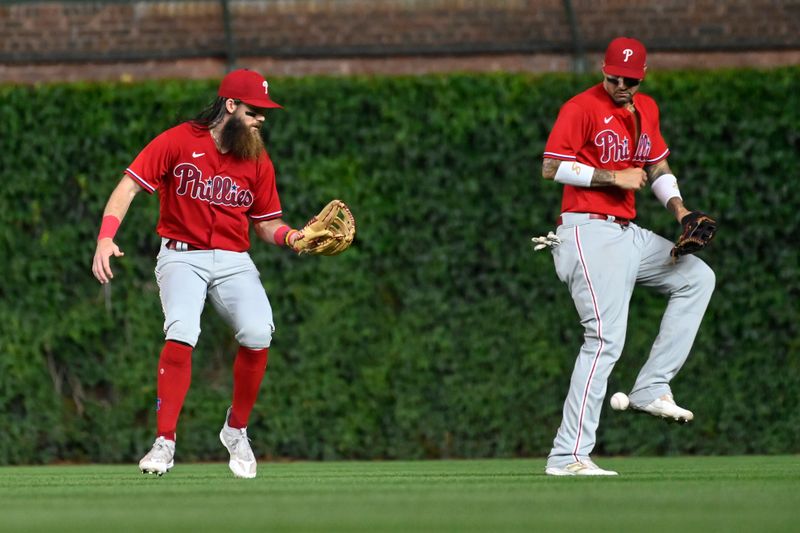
[154,238,274,349]
[546,213,715,468]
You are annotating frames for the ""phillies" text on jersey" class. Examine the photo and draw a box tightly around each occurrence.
[594,130,653,164]
[174,163,254,208]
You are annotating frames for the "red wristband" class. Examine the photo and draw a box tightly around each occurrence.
[273,225,291,246]
[97,215,121,241]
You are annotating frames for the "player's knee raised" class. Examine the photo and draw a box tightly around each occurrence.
[685,259,716,298]
[698,262,716,292]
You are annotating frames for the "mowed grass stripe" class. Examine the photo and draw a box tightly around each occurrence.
[0,456,797,533]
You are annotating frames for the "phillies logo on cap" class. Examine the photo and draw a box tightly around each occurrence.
[622,49,634,62]
[604,37,647,79]
[218,68,282,109]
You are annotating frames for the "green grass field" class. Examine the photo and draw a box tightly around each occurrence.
[0,456,797,532]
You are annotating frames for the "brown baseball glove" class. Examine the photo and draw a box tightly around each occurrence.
[671,211,717,259]
[292,199,356,256]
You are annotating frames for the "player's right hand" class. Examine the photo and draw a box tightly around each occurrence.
[92,238,125,284]
[613,167,647,190]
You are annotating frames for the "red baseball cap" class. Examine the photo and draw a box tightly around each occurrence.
[603,37,647,79]
[218,68,282,109]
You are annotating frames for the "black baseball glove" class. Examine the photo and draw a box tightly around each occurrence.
[671,211,717,259]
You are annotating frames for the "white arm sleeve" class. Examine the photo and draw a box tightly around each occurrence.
[553,160,594,187]
[651,173,682,207]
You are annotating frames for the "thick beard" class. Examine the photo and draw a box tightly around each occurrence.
[220,115,264,161]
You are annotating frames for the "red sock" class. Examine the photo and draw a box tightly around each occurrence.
[156,340,193,441]
[229,347,269,429]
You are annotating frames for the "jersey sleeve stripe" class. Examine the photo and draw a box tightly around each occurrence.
[124,168,157,194]
[250,210,283,220]
[543,151,577,161]
[645,148,670,164]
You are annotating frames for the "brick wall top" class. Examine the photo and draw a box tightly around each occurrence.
[1,0,798,64]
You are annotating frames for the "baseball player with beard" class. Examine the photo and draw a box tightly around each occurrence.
[539,38,716,476]
[92,69,306,478]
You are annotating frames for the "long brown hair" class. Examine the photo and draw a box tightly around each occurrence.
[190,97,229,129]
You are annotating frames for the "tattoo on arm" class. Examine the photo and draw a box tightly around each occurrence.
[543,158,616,187]
[542,158,560,180]
[590,169,616,187]
[645,160,672,184]
[666,196,691,222]
[666,197,683,217]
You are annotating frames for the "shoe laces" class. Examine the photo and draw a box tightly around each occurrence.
[148,437,174,461]
[226,427,255,461]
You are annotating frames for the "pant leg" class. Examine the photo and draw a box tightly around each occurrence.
[155,246,212,347]
[153,245,211,440]
[627,229,716,407]
[207,251,274,349]
[547,219,639,468]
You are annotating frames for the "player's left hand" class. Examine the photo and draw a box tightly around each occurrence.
[671,211,717,259]
[92,238,125,284]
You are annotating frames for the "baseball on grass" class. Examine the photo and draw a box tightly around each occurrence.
[610,392,630,411]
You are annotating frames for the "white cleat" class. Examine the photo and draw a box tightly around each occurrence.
[636,393,694,423]
[219,407,257,479]
[139,436,175,476]
[545,459,618,476]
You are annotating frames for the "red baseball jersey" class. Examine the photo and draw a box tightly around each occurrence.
[125,123,282,252]
[543,83,670,219]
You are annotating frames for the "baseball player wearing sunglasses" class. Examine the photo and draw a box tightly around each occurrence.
[539,37,717,476]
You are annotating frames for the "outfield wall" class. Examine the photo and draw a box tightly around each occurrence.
[3,0,799,83]
[0,68,797,464]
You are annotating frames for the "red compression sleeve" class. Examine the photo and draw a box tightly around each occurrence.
[97,215,121,241]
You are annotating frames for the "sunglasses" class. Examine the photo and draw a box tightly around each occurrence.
[606,76,641,87]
